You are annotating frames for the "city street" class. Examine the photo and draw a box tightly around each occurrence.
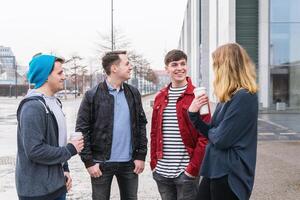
[0,95,300,199]
[2,0,300,199]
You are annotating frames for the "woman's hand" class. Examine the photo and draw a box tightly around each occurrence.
[188,94,209,112]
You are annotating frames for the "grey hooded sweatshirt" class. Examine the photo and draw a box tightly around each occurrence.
[15,91,77,200]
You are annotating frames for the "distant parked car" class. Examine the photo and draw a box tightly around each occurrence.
[70,90,80,96]
[55,90,71,98]
[58,89,71,94]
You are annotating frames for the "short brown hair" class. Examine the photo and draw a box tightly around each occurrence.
[55,57,65,64]
[51,57,65,73]
[102,50,127,75]
[164,49,187,65]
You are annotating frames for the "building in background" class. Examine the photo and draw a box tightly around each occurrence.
[153,70,170,89]
[0,46,24,85]
[0,46,15,73]
[179,0,300,110]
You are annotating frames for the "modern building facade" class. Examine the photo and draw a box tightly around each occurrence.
[0,46,21,85]
[0,46,15,71]
[179,0,300,110]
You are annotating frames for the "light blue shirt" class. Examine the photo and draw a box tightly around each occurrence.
[106,80,132,162]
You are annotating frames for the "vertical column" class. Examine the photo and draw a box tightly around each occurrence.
[208,0,218,102]
[217,0,236,45]
[259,0,270,108]
[201,0,210,96]
[190,0,200,86]
[229,0,236,42]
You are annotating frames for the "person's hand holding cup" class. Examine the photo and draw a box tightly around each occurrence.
[69,132,84,154]
[192,87,209,115]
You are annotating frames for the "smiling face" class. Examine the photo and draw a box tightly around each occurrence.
[47,61,65,93]
[165,58,188,87]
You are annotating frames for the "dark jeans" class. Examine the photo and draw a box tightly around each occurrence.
[55,193,66,200]
[153,171,199,200]
[197,176,239,200]
[91,161,138,200]
[19,192,66,200]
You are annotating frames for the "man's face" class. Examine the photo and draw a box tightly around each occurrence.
[114,54,132,81]
[47,61,65,93]
[165,58,188,84]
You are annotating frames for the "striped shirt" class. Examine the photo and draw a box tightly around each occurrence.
[155,85,190,178]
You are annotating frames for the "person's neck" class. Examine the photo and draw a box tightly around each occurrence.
[107,76,123,90]
[36,85,54,96]
[171,79,187,88]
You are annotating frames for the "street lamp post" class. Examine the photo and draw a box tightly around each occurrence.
[13,56,17,98]
[9,84,12,97]
[90,65,93,89]
[111,0,114,51]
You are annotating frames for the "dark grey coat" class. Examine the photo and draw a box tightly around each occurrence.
[16,97,77,199]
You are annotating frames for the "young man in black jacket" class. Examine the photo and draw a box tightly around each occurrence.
[76,51,148,200]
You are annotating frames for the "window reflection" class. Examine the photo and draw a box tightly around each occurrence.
[270,0,300,108]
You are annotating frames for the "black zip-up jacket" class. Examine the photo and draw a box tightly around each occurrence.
[76,81,148,168]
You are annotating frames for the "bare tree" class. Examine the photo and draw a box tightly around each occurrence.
[96,28,130,54]
[65,55,83,98]
[95,28,158,93]
[145,68,158,84]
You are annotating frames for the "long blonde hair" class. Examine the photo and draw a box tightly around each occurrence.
[212,43,258,102]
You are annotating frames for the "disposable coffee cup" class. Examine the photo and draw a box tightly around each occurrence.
[193,87,209,115]
[70,131,83,141]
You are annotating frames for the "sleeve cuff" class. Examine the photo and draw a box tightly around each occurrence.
[186,163,199,177]
[63,162,70,172]
[150,160,157,171]
[188,111,209,137]
[134,153,146,161]
[84,160,95,168]
[188,111,201,121]
[66,143,77,156]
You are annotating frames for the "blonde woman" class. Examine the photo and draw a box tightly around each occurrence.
[188,43,258,200]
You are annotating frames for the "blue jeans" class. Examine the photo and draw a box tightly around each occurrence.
[153,171,199,200]
[91,161,138,200]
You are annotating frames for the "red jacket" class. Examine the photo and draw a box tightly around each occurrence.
[150,77,211,177]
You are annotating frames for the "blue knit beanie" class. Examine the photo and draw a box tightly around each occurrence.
[27,54,56,89]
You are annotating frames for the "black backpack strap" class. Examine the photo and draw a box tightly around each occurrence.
[16,96,51,127]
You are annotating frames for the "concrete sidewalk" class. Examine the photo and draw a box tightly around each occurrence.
[0,94,299,199]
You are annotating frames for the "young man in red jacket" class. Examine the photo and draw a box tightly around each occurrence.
[150,49,211,200]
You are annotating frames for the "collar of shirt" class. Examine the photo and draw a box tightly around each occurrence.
[105,79,124,92]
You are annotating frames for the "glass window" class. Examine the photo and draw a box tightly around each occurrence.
[271,0,300,22]
[270,0,300,67]
[270,0,300,109]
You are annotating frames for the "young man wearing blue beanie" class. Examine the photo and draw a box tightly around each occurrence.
[16,54,84,200]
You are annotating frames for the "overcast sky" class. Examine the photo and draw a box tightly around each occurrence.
[0,0,188,70]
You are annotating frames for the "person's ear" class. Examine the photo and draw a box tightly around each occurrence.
[111,64,117,73]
